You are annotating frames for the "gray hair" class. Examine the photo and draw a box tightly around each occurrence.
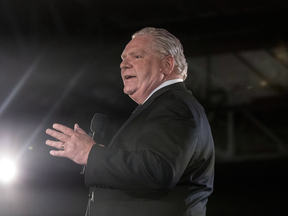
[132,27,188,80]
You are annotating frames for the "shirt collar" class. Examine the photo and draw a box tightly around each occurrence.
[142,79,183,104]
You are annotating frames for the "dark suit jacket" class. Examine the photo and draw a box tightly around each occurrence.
[85,82,215,216]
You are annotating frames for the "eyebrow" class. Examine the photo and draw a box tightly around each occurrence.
[121,50,146,60]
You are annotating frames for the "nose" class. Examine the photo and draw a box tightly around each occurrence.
[120,58,132,70]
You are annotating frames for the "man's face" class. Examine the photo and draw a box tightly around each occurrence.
[120,35,164,104]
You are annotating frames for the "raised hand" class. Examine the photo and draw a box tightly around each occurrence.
[46,123,96,165]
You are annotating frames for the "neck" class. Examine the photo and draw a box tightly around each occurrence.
[130,75,183,105]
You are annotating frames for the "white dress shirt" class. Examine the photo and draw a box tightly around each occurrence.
[142,79,183,104]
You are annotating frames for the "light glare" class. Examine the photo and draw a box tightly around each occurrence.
[0,158,17,183]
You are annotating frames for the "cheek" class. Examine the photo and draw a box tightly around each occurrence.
[135,59,159,81]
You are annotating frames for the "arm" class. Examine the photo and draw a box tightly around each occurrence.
[85,97,199,192]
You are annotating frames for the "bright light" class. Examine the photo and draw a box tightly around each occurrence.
[0,158,17,183]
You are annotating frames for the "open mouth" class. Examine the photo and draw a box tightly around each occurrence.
[124,75,136,80]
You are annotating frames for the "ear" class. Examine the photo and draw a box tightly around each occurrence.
[161,55,175,75]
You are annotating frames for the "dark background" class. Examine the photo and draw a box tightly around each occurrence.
[0,0,288,215]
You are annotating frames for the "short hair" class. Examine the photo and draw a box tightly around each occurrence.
[132,27,188,80]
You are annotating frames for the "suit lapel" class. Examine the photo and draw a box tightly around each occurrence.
[108,82,186,148]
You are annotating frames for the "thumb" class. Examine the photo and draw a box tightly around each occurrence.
[74,123,79,131]
[74,123,87,134]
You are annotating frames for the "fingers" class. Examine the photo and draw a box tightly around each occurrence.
[46,128,69,143]
[46,123,76,143]
[46,140,64,150]
[50,149,67,158]
[52,123,75,136]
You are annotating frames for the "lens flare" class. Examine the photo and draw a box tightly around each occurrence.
[0,158,17,183]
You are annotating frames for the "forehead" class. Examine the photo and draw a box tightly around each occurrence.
[121,35,153,57]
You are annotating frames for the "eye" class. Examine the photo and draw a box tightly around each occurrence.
[134,55,141,59]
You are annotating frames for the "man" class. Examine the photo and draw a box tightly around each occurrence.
[46,27,214,216]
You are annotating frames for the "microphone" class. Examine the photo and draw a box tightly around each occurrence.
[81,113,108,175]
[90,113,109,143]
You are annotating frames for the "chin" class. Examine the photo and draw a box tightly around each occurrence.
[124,87,136,96]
